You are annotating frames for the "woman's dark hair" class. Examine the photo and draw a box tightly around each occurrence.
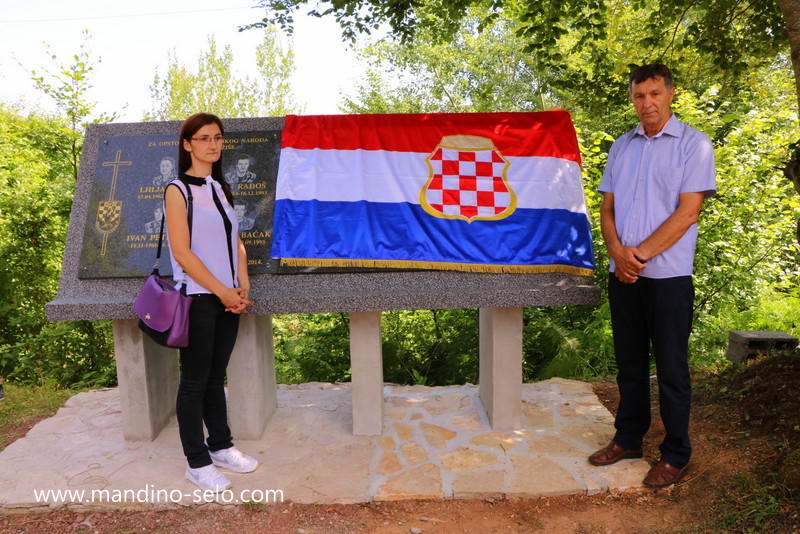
[629,64,673,90]
[178,113,233,204]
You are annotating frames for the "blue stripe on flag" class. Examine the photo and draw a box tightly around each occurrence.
[271,200,594,271]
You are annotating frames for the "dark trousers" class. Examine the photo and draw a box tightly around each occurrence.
[608,274,694,468]
[176,294,239,469]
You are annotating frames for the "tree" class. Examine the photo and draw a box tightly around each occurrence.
[256,29,300,116]
[144,29,301,120]
[341,11,551,114]
[20,30,118,180]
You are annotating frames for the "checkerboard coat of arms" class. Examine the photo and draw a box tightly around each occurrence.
[420,135,516,223]
[95,199,122,234]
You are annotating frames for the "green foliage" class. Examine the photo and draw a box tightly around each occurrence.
[273,310,479,386]
[1,35,118,389]
[714,472,793,533]
[144,30,302,121]
[527,304,617,380]
[272,314,352,383]
[639,0,786,75]
[0,104,116,388]
[256,29,301,117]
[2,321,115,388]
[686,62,800,367]
[245,0,478,42]
[381,309,478,385]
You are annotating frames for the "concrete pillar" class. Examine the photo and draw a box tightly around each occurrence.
[112,318,179,441]
[479,307,523,430]
[349,311,384,435]
[227,314,277,440]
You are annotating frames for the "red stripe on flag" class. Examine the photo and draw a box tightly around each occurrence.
[281,111,581,163]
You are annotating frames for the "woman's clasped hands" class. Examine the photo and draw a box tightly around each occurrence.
[220,287,253,314]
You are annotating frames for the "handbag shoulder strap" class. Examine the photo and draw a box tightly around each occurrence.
[177,177,195,249]
[153,179,194,275]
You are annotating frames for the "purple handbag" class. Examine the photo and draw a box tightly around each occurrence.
[133,190,193,348]
[134,273,191,348]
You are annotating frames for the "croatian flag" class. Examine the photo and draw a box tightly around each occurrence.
[271,112,594,275]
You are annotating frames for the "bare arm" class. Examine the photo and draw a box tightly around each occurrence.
[164,184,247,311]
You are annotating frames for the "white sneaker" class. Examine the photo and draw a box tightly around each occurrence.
[209,446,259,473]
[184,464,231,492]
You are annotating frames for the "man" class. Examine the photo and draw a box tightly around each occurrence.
[588,64,716,488]
[144,204,164,234]
[233,200,256,231]
[225,155,257,184]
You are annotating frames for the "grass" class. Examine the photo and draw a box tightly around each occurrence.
[0,381,78,452]
[710,472,794,533]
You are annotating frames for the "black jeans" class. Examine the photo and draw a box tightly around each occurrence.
[608,274,694,468]
[176,294,239,469]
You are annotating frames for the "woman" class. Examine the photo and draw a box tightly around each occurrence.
[153,156,177,187]
[164,113,257,492]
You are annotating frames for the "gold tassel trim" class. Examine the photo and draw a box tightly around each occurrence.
[280,257,593,277]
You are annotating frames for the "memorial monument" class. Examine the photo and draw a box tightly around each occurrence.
[47,114,600,443]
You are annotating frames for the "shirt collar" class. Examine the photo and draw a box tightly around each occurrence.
[635,112,680,139]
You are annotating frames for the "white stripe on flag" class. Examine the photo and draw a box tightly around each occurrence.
[276,148,587,214]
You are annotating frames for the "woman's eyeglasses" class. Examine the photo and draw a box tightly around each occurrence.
[190,135,224,144]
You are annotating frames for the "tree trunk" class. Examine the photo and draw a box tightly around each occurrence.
[776,0,800,244]
[777,0,800,114]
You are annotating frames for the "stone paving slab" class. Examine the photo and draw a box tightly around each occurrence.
[0,379,649,512]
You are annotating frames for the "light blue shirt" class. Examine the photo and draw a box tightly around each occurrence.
[599,114,716,278]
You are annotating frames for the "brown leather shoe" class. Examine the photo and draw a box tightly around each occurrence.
[588,441,643,466]
[643,461,689,487]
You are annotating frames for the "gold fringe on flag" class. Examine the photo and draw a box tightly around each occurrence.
[279,257,593,277]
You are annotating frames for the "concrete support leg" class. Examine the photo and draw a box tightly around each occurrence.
[228,314,277,440]
[479,307,523,430]
[112,318,179,441]
[350,311,383,436]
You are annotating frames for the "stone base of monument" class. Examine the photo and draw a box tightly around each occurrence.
[0,380,651,509]
[110,307,529,441]
[110,314,278,442]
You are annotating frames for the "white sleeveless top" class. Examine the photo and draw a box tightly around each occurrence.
[165,176,239,295]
